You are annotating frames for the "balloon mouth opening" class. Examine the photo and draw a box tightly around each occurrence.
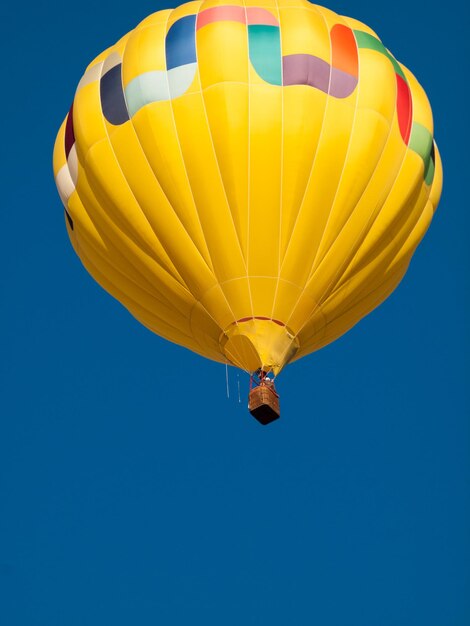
[219,317,299,375]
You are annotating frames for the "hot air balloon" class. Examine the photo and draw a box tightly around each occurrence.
[53,0,442,424]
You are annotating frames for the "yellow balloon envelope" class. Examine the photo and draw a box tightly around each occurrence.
[53,0,442,376]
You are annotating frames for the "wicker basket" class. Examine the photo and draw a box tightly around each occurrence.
[248,386,280,425]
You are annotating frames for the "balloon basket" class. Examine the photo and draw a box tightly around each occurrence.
[248,385,280,425]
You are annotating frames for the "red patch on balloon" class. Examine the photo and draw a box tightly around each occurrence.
[396,74,412,144]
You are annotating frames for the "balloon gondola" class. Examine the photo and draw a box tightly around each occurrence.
[248,370,280,425]
[53,1,442,424]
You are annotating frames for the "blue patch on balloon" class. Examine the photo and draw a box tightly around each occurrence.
[100,64,130,125]
[165,15,197,70]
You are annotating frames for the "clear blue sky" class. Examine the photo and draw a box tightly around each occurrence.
[1,1,469,624]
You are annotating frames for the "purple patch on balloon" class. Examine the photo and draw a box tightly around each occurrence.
[282,54,357,98]
[329,67,358,98]
[283,54,329,91]
[64,103,75,158]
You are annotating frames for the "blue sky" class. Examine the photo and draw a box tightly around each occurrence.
[1,1,469,624]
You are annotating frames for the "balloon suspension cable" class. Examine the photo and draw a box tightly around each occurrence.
[225,363,230,399]
[237,374,241,403]
[249,369,279,398]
